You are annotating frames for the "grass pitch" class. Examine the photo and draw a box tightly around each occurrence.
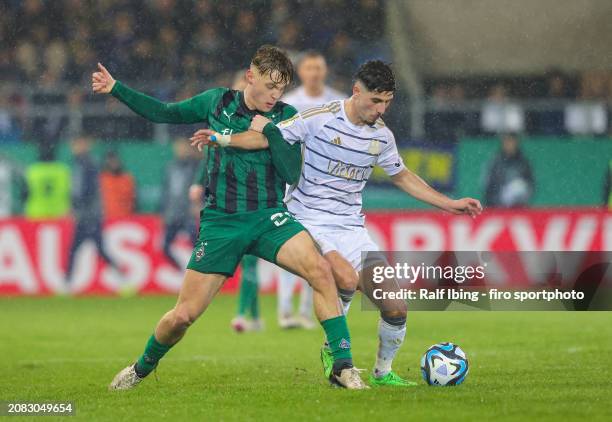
[1,295,611,421]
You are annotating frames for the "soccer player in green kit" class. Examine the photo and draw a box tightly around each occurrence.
[92,45,367,390]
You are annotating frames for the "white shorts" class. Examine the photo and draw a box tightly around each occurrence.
[303,223,379,271]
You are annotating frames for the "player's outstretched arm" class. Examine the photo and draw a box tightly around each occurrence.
[91,62,203,124]
[391,168,483,217]
[189,129,269,151]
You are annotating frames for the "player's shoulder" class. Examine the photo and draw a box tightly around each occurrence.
[369,118,396,143]
[272,100,298,120]
[300,100,342,122]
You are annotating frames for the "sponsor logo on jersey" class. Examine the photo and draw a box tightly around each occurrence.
[331,136,342,145]
[223,110,234,121]
[327,160,368,181]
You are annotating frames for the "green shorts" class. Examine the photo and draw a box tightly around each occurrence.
[186,207,305,276]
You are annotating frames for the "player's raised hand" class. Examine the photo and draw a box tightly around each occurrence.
[190,128,218,151]
[449,198,483,218]
[92,62,116,94]
[250,115,271,133]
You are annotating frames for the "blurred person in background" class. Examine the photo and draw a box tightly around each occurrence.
[160,138,200,269]
[481,84,525,135]
[66,136,120,285]
[277,50,346,330]
[537,70,568,136]
[565,70,608,136]
[0,154,26,218]
[0,90,23,144]
[483,133,534,208]
[100,150,135,219]
[603,158,612,209]
[24,144,70,219]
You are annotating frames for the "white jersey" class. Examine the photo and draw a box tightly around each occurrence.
[282,86,346,112]
[277,100,406,228]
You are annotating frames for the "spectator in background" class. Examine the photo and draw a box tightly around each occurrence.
[481,84,525,134]
[0,91,22,143]
[0,154,26,217]
[565,70,608,136]
[24,144,70,219]
[99,151,135,219]
[160,138,199,269]
[537,70,567,136]
[483,133,534,208]
[603,159,612,209]
[66,136,120,284]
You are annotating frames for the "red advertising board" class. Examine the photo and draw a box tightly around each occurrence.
[0,208,609,295]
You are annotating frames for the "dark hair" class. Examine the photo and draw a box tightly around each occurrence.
[251,45,294,86]
[354,60,396,93]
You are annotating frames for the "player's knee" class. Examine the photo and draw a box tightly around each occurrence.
[335,266,359,291]
[306,255,334,290]
[381,309,407,326]
[171,306,196,331]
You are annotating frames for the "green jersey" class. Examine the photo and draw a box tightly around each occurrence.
[111,82,298,214]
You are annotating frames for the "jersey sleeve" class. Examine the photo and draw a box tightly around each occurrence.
[111,82,223,124]
[377,130,406,176]
[276,110,309,145]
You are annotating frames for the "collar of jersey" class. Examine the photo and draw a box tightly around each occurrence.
[236,91,277,119]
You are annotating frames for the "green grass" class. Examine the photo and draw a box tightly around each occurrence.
[1,295,611,421]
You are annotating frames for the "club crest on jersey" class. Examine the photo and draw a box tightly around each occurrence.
[331,137,342,145]
[195,242,206,261]
[368,140,381,155]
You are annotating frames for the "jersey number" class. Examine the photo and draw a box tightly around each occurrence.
[271,212,292,227]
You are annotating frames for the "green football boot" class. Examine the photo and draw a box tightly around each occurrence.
[320,345,333,379]
[369,371,418,387]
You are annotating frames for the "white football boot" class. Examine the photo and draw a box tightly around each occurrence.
[331,367,370,390]
[109,364,143,390]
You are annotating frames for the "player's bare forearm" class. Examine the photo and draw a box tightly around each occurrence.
[391,169,483,217]
[190,129,269,151]
[227,131,269,149]
[391,169,453,211]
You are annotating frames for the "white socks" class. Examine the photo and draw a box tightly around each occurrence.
[374,319,406,377]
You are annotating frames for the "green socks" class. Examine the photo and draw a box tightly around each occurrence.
[135,334,173,377]
[321,315,353,372]
[237,255,260,319]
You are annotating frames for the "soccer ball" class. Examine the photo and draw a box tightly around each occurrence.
[420,342,469,386]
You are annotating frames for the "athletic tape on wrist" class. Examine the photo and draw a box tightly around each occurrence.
[210,133,231,147]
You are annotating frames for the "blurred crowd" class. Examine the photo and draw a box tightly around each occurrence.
[0,0,386,144]
[1,0,611,144]
[1,0,385,88]
[426,70,612,139]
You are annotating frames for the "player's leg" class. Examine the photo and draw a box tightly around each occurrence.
[277,269,299,328]
[110,209,244,390]
[274,232,366,388]
[66,218,88,283]
[249,211,367,389]
[162,220,182,268]
[325,251,359,316]
[297,279,315,329]
[360,257,416,387]
[109,270,227,390]
[232,255,262,332]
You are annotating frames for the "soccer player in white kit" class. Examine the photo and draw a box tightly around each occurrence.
[278,51,346,330]
[190,60,482,387]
